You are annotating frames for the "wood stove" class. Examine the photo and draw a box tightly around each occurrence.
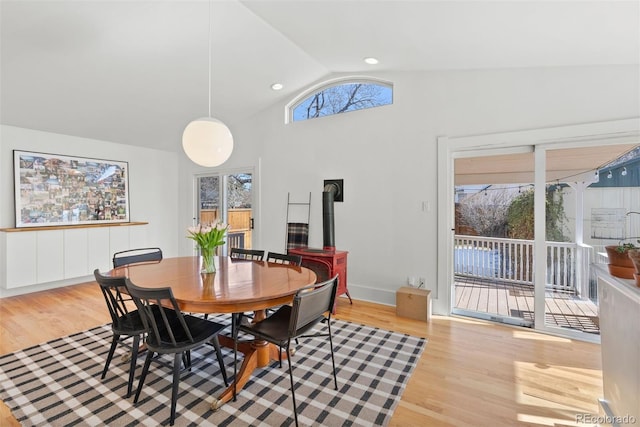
[289,181,352,312]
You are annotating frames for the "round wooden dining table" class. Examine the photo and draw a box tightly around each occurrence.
[108,255,317,410]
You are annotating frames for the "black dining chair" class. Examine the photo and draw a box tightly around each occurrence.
[94,269,158,398]
[233,275,339,427]
[230,248,265,260]
[112,247,163,268]
[125,278,229,426]
[266,251,302,266]
[264,252,303,319]
[229,248,265,324]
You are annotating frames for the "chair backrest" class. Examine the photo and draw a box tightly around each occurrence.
[124,278,194,348]
[266,251,302,266]
[230,248,265,261]
[289,275,338,337]
[94,269,138,331]
[113,247,163,268]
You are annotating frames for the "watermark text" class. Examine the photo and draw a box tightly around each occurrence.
[576,413,637,425]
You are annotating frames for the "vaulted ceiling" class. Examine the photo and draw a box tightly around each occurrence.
[1,1,639,152]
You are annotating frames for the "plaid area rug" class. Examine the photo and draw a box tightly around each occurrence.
[0,315,426,426]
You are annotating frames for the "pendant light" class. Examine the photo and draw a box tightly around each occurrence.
[182,0,233,167]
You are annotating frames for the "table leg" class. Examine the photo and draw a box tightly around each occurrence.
[211,335,288,410]
[211,310,289,411]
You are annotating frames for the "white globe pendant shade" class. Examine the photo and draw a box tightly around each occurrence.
[182,117,234,167]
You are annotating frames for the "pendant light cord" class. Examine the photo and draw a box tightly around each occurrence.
[182,0,233,168]
[208,0,212,118]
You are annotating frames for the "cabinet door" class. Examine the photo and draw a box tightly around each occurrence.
[109,227,130,257]
[6,232,37,288]
[64,228,89,278]
[37,230,64,283]
[88,228,111,272]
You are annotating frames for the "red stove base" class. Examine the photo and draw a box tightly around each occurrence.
[289,247,352,312]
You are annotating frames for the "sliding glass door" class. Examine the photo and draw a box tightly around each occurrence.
[439,119,639,342]
[196,171,254,254]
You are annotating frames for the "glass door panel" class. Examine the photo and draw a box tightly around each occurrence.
[540,169,601,335]
[226,173,253,250]
[539,145,639,338]
[198,176,220,226]
[452,152,535,327]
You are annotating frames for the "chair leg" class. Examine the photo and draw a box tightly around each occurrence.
[101,334,119,379]
[232,312,240,336]
[232,314,237,402]
[286,341,299,427]
[182,353,188,370]
[170,352,181,426]
[327,319,338,390]
[126,334,140,398]
[134,350,154,404]
[211,335,229,386]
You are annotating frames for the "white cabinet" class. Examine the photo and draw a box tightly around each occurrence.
[64,228,89,278]
[6,232,36,288]
[87,227,111,273]
[597,270,640,423]
[36,230,64,283]
[1,223,146,290]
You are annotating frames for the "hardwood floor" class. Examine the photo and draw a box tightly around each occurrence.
[0,282,603,426]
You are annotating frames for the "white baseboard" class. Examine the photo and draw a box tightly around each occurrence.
[0,275,93,298]
[345,283,396,306]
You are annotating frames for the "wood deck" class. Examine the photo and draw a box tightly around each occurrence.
[454,277,600,334]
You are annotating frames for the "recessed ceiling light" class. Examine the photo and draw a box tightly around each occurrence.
[364,57,379,65]
[271,83,284,91]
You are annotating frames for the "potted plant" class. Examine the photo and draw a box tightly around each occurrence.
[186,221,229,274]
[604,241,638,279]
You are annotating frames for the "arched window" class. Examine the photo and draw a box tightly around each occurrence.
[287,77,393,123]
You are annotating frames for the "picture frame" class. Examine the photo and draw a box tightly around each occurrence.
[13,150,130,228]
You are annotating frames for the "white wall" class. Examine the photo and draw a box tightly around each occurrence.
[0,125,180,293]
[217,65,639,310]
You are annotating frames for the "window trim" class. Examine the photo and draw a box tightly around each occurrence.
[285,75,393,124]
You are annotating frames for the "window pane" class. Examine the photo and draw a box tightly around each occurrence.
[292,82,392,122]
[227,173,253,250]
[198,176,219,225]
[227,173,252,209]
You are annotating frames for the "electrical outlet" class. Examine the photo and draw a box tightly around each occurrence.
[419,277,426,288]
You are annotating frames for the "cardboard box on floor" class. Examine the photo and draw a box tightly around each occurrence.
[396,286,431,321]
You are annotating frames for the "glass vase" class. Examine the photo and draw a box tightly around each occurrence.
[201,247,216,274]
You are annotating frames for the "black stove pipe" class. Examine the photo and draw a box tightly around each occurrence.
[322,183,340,250]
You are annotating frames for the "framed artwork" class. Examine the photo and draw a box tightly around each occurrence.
[13,150,130,228]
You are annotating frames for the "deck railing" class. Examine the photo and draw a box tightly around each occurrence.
[454,235,592,295]
[201,208,253,249]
